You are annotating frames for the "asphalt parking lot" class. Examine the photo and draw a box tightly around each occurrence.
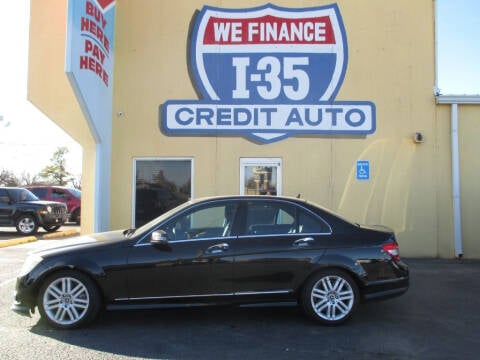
[0,238,479,359]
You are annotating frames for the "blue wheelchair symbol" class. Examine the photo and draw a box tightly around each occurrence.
[356,161,370,180]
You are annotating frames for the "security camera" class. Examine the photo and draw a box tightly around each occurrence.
[413,132,424,143]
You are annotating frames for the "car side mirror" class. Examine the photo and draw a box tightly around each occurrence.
[150,230,172,251]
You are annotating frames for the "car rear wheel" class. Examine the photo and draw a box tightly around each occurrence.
[301,269,359,325]
[16,215,38,235]
[43,225,61,232]
[37,270,101,329]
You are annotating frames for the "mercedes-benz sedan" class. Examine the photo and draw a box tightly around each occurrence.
[12,196,409,329]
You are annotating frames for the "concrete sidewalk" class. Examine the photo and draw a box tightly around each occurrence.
[0,228,80,248]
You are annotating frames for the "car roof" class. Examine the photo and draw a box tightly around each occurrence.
[190,194,306,204]
[188,195,327,212]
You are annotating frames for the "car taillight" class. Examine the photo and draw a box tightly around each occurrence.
[382,242,400,261]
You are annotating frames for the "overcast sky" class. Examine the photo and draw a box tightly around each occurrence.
[0,1,82,178]
[436,0,480,95]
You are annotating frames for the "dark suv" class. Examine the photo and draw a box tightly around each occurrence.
[27,186,81,224]
[0,187,67,235]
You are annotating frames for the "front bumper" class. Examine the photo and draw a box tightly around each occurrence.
[11,276,37,318]
[11,300,32,317]
[38,213,67,226]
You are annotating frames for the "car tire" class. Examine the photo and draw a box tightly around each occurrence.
[43,225,61,232]
[15,214,38,235]
[37,270,101,329]
[72,208,81,225]
[301,269,359,325]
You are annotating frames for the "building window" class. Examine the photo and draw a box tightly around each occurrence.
[240,158,282,195]
[133,158,193,227]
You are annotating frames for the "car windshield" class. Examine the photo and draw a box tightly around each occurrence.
[68,188,81,199]
[126,199,194,237]
[8,188,39,202]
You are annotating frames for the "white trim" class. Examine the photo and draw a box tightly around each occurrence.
[436,95,480,104]
[239,158,282,195]
[115,289,293,302]
[94,143,112,232]
[132,157,194,228]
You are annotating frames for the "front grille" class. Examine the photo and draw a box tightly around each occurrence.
[53,206,66,216]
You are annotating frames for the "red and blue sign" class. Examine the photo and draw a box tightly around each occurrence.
[162,3,375,143]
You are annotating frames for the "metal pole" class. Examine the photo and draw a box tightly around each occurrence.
[451,104,463,257]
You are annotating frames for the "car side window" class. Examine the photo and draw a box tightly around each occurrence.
[0,189,9,204]
[30,188,47,198]
[245,201,296,235]
[161,202,238,241]
[298,210,331,234]
[52,189,67,199]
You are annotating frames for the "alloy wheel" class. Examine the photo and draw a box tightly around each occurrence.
[17,216,37,234]
[310,274,355,322]
[42,277,90,326]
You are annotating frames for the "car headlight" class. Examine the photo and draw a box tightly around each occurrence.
[39,206,52,215]
[19,254,43,276]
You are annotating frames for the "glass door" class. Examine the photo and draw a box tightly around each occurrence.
[239,158,282,196]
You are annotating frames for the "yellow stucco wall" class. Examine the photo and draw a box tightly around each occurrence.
[111,0,438,257]
[435,104,455,258]
[458,105,480,258]
[28,0,96,233]
[27,0,479,258]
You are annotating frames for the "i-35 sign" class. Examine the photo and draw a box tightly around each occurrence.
[162,3,376,144]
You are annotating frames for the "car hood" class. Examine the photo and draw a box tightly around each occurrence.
[17,200,66,207]
[32,230,128,257]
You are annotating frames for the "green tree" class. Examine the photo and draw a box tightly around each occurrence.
[38,147,73,186]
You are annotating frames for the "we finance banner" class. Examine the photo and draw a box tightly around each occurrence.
[162,3,376,144]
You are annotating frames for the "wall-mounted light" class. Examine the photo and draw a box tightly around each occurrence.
[413,132,424,144]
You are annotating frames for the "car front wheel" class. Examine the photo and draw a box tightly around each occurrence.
[71,208,81,225]
[301,269,359,325]
[43,225,61,232]
[16,215,38,235]
[37,270,101,329]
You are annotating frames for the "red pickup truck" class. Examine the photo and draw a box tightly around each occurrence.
[26,186,81,224]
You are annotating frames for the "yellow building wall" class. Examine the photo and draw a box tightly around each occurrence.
[111,0,439,257]
[435,104,455,258]
[27,0,479,258]
[458,105,480,258]
[28,0,96,233]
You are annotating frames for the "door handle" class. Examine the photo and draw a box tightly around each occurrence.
[206,243,230,254]
[293,237,314,247]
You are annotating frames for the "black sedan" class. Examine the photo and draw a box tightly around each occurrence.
[12,196,409,329]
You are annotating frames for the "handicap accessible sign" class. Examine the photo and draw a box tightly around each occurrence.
[162,3,376,144]
[356,160,370,180]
